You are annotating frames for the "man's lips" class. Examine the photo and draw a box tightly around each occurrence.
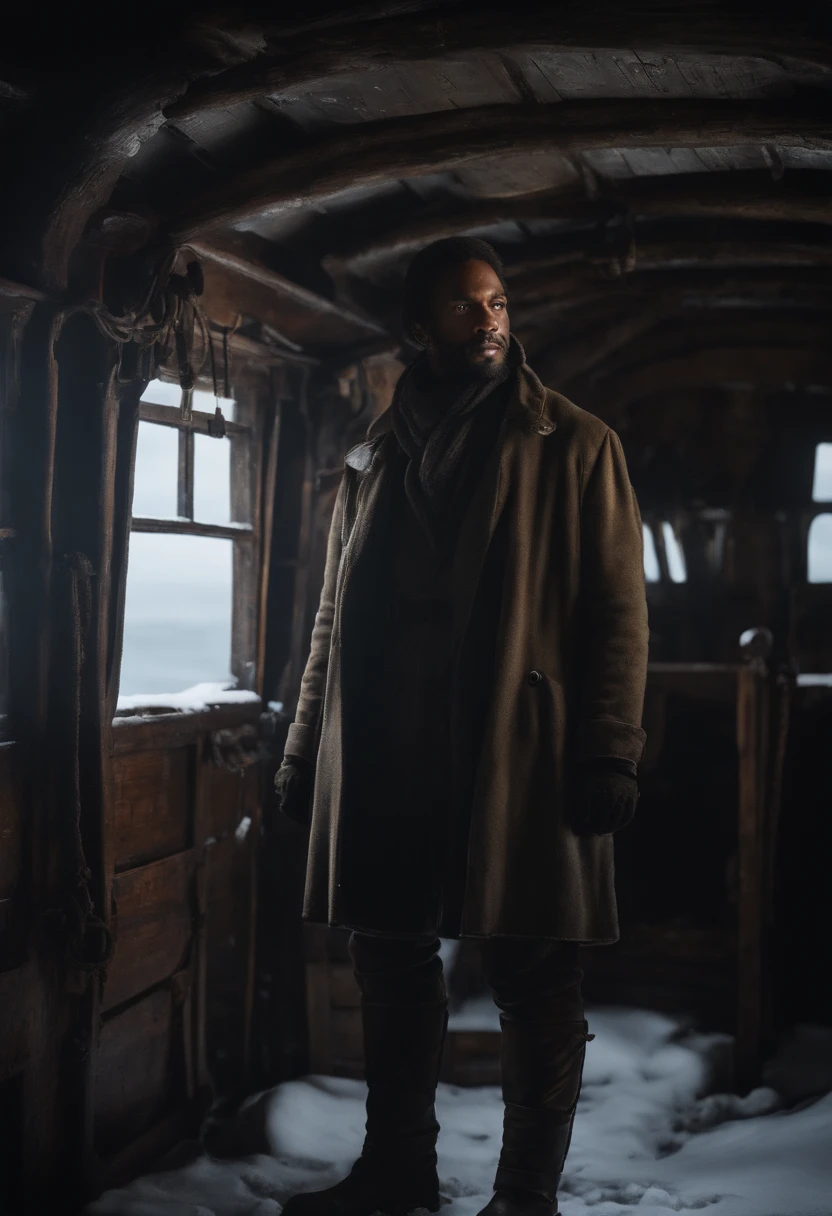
[470,339,505,355]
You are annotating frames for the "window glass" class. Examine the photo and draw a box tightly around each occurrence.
[643,523,660,583]
[140,378,182,408]
[662,521,687,583]
[132,422,179,520]
[119,532,233,695]
[193,433,231,525]
[808,514,832,583]
[812,443,832,502]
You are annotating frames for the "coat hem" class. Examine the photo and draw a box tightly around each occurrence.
[301,912,619,946]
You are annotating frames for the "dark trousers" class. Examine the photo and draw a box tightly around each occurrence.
[349,931,586,1114]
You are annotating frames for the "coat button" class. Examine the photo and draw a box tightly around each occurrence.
[536,420,555,435]
[528,670,542,686]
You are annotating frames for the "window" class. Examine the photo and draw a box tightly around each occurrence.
[811,442,832,502]
[118,379,255,702]
[808,443,832,583]
[662,521,687,584]
[643,523,660,582]
[808,515,832,583]
[642,519,687,584]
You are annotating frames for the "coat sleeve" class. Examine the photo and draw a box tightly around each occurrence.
[284,475,346,764]
[576,428,649,765]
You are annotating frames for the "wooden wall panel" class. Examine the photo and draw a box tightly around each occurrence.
[206,765,248,841]
[113,747,192,871]
[104,852,194,1013]
[0,965,30,1080]
[205,827,255,1093]
[0,743,22,967]
[0,743,21,900]
[95,989,173,1156]
[790,585,832,673]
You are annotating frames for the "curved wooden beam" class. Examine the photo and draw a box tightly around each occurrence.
[169,98,832,239]
[506,263,832,313]
[167,4,832,119]
[577,345,832,417]
[191,240,387,338]
[505,238,832,304]
[529,297,832,384]
[328,171,832,273]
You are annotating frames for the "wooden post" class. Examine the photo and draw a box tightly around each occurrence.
[735,663,770,1088]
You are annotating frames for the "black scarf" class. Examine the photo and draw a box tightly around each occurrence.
[390,333,524,546]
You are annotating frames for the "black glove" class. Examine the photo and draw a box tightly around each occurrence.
[569,758,639,836]
[274,755,314,826]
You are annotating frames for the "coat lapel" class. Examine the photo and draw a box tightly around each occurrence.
[357,360,554,658]
[450,363,552,659]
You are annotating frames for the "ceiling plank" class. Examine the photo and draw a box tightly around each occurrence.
[191,240,387,337]
[576,345,832,417]
[167,5,832,119]
[169,98,832,238]
[326,171,832,271]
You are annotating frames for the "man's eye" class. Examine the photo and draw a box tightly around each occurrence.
[453,303,468,313]
[493,301,506,310]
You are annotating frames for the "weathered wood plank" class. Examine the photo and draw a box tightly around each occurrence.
[0,963,32,1079]
[112,701,261,753]
[99,1105,190,1189]
[585,346,832,417]
[329,962,361,1010]
[306,961,333,1075]
[203,829,258,1092]
[113,747,192,871]
[95,988,173,1156]
[0,744,21,899]
[205,764,251,841]
[192,241,386,338]
[330,1007,363,1066]
[168,9,832,118]
[330,172,832,273]
[103,851,194,1012]
[736,667,769,1088]
[170,98,832,238]
[130,516,253,541]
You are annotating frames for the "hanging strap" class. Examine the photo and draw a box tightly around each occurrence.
[41,553,115,986]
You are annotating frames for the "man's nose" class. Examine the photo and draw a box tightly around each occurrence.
[473,308,498,332]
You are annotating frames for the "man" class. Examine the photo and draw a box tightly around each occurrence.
[275,237,648,1216]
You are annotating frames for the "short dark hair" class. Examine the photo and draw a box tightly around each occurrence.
[401,236,508,340]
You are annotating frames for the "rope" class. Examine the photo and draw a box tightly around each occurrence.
[42,553,115,979]
[63,244,220,417]
[39,247,217,982]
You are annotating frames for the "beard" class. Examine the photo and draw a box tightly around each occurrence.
[430,334,510,382]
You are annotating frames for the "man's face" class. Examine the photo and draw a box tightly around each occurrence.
[414,259,511,380]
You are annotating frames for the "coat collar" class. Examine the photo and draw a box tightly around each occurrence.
[342,359,560,668]
[348,359,555,473]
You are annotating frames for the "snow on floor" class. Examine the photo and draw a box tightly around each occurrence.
[86,1008,832,1216]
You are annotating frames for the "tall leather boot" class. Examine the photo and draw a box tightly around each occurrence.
[477,943,591,1216]
[283,946,448,1216]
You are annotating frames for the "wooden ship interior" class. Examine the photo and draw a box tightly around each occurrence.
[1,3,832,1210]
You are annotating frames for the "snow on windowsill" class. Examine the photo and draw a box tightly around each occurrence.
[115,681,261,718]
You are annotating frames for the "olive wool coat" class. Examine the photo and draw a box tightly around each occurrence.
[285,360,649,943]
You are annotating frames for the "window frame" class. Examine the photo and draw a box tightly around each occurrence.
[798,442,832,584]
[804,507,832,584]
[126,370,266,697]
[642,514,688,586]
